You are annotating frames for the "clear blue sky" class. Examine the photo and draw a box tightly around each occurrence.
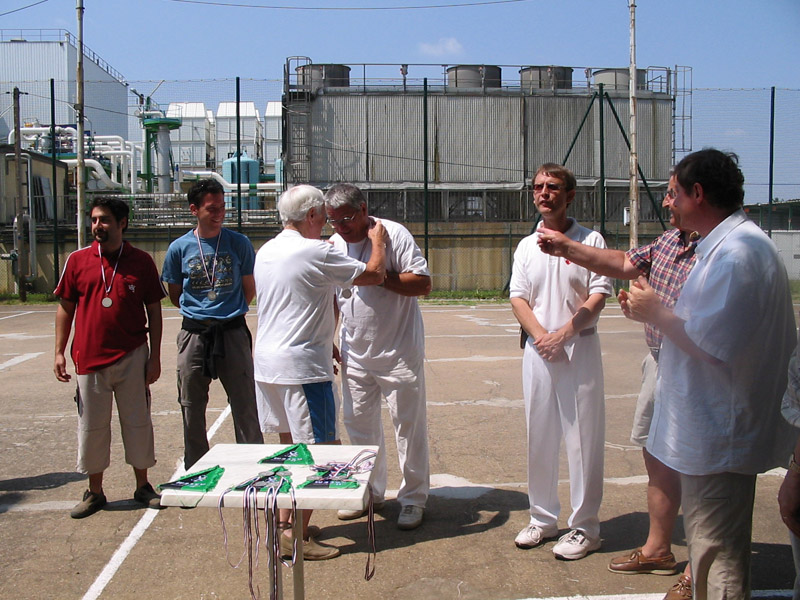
[2,0,798,87]
[3,0,799,203]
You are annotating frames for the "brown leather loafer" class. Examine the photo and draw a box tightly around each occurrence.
[608,547,679,575]
[664,574,693,600]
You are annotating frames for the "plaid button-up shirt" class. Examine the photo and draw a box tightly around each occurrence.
[625,228,698,355]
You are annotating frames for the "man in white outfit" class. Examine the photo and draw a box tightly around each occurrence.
[325,183,432,531]
[509,163,613,560]
[253,184,386,560]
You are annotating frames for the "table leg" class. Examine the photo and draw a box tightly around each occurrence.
[292,511,305,600]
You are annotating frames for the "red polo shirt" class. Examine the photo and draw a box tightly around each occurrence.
[54,241,166,374]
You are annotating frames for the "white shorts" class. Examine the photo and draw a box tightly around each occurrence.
[255,381,339,443]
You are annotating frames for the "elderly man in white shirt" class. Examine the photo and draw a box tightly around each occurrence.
[253,184,386,560]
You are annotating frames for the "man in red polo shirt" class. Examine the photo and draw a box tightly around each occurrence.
[54,197,166,518]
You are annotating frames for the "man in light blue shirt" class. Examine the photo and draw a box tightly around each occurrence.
[162,179,263,468]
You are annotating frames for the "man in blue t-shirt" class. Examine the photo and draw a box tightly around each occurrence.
[162,179,263,468]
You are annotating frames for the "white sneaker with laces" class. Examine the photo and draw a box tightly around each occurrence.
[514,524,558,549]
[397,505,424,530]
[552,529,601,560]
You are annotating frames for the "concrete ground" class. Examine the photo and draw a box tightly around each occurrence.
[0,303,795,599]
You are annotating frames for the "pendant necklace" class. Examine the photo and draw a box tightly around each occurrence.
[99,241,124,308]
[195,228,222,301]
[342,238,370,299]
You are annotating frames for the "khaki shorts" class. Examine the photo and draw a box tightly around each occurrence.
[630,352,658,447]
[75,343,156,474]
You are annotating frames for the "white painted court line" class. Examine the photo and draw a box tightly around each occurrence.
[517,594,792,600]
[82,404,232,600]
[0,332,52,340]
[427,355,522,363]
[0,352,43,371]
[0,311,35,320]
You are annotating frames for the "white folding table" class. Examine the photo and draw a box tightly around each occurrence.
[159,443,379,600]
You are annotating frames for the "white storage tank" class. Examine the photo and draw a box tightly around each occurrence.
[520,66,573,90]
[296,63,351,93]
[593,68,647,91]
[446,65,502,89]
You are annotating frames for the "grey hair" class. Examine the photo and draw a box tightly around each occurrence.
[278,185,325,225]
[324,183,368,211]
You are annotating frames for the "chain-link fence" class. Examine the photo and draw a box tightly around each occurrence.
[1,77,798,294]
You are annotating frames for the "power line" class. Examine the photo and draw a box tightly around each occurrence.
[165,0,529,11]
[0,0,50,18]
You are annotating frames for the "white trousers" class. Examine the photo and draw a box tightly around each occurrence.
[340,359,430,508]
[522,333,605,539]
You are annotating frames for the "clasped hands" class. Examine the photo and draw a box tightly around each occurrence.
[533,330,568,362]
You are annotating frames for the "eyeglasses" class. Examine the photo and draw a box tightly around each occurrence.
[532,182,563,193]
[328,214,358,226]
[665,188,678,199]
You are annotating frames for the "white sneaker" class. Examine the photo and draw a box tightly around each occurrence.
[552,529,601,560]
[514,524,558,549]
[397,505,424,530]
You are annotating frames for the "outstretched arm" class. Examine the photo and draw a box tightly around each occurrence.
[538,227,641,279]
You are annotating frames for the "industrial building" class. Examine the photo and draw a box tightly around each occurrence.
[282,58,687,229]
[0,29,128,141]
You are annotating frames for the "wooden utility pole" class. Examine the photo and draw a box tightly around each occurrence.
[76,0,86,248]
[628,0,639,249]
[13,87,28,301]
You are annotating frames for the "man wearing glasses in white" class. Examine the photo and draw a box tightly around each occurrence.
[325,183,432,531]
[510,163,612,560]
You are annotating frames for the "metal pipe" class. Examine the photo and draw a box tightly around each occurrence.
[12,87,27,299]
[182,170,281,192]
[61,158,123,190]
[423,78,429,260]
[51,77,59,283]
[768,86,775,237]
[8,125,78,145]
[156,123,171,193]
[236,76,242,230]
[599,83,606,237]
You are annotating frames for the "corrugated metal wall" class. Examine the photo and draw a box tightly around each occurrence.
[292,91,673,189]
[310,95,367,182]
[528,95,595,177]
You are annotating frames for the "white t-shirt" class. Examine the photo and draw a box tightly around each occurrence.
[330,218,429,370]
[648,209,797,475]
[253,229,365,384]
[509,219,612,354]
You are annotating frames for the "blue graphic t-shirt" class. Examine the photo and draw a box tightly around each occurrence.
[162,228,255,320]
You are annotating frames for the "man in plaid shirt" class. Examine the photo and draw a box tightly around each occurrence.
[538,173,697,597]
